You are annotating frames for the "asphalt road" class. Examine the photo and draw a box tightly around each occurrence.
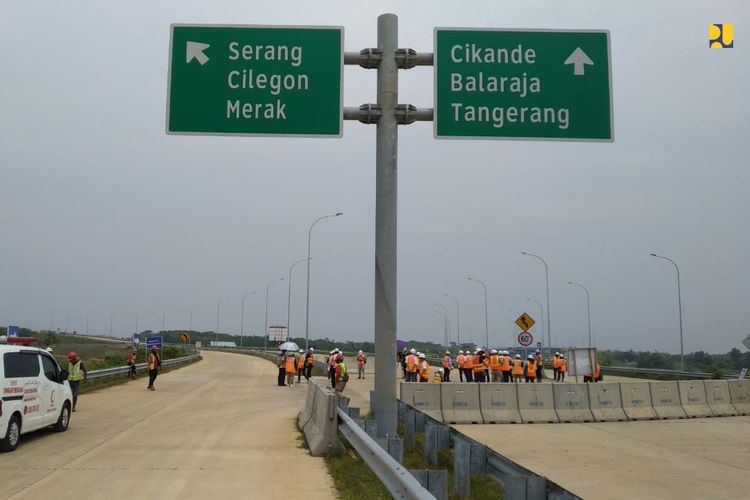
[0,351,334,500]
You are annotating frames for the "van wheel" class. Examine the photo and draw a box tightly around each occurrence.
[0,414,21,452]
[53,402,71,432]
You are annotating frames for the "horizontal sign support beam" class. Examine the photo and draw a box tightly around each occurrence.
[343,105,433,124]
[345,50,433,68]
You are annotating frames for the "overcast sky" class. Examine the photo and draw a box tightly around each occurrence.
[1,1,748,353]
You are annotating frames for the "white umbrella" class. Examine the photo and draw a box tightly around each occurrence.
[278,341,299,352]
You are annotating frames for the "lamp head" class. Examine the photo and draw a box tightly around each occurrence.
[335,212,343,216]
[649,253,658,257]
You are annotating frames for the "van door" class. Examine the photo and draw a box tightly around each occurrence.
[3,352,44,432]
[40,354,64,425]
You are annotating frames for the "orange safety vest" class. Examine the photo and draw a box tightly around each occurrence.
[526,360,536,376]
[329,355,336,367]
[464,355,474,370]
[357,354,366,366]
[489,355,501,371]
[553,355,561,369]
[500,356,511,371]
[443,355,452,369]
[297,355,305,369]
[560,359,567,373]
[512,359,524,376]
[306,353,314,366]
[406,354,418,372]
[147,353,159,371]
[473,356,485,373]
[594,363,601,379]
[419,361,430,381]
[127,353,136,364]
[285,356,297,374]
[456,354,465,368]
[536,355,543,368]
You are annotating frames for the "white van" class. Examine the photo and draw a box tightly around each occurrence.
[0,344,73,451]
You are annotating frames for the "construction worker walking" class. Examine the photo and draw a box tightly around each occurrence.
[334,354,350,403]
[146,346,160,391]
[127,348,138,379]
[66,352,87,411]
[442,351,452,382]
[296,349,305,383]
[356,350,367,379]
[304,347,315,381]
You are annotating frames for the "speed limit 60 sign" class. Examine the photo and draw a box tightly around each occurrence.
[518,332,533,347]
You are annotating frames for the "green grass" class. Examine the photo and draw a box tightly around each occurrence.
[324,440,392,500]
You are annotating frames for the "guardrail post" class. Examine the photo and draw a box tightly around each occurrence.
[415,410,426,434]
[428,470,448,500]
[505,477,527,499]
[365,419,377,438]
[405,406,416,449]
[454,438,470,497]
[398,399,407,422]
[387,435,404,464]
[527,476,547,500]
[424,421,438,465]
[437,423,451,451]
[348,407,361,419]
[470,443,487,476]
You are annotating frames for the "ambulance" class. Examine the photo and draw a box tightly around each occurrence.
[0,342,73,451]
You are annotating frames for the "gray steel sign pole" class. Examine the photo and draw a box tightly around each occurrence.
[522,251,552,351]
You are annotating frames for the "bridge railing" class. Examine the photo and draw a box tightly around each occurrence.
[86,354,201,381]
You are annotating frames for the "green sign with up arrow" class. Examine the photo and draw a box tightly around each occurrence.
[434,28,613,141]
[167,24,344,137]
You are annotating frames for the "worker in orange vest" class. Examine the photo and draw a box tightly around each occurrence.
[535,350,544,382]
[552,352,561,382]
[356,350,367,379]
[303,347,315,381]
[511,354,524,383]
[559,354,567,382]
[127,348,138,379]
[489,349,502,382]
[463,351,474,383]
[525,355,536,383]
[456,350,466,382]
[334,354,350,403]
[473,350,487,383]
[406,349,418,382]
[500,350,512,383]
[146,346,160,391]
[593,361,602,382]
[418,354,430,382]
[442,351,453,382]
[296,349,305,383]
[285,352,297,386]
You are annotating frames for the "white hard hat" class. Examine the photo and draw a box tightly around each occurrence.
[419,353,426,359]
[438,368,444,374]
[410,348,416,354]
[504,350,510,355]
[334,348,340,352]
[445,350,450,355]
[309,347,314,351]
[516,354,521,358]
[560,354,565,358]
[458,350,463,354]
[528,355,534,359]
[358,350,363,353]
[555,352,560,356]
[299,349,303,352]
[45,347,54,353]
[490,349,497,354]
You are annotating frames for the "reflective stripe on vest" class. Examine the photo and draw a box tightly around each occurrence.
[490,355,501,370]
[147,354,159,371]
[512,359,524,375]
[527,360,536,374]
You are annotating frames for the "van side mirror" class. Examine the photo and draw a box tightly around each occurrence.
[59,370,69,382]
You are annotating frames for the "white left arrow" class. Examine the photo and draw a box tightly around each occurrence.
[186,41,210,65]
[564,47,594,76]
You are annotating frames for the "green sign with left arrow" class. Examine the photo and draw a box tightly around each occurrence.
[167,24,343,137]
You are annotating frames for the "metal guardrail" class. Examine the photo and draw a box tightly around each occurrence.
[601,365,741,380]
[337,406,434,500]
[86,354,201,381]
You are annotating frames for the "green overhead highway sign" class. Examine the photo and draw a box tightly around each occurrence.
[167,24,343,137]
[434,28,613,141]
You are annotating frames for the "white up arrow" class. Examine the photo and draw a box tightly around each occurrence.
[564,47,593,76]
[186,41,210,65]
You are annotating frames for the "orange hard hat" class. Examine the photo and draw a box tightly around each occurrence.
[67,352,78,362]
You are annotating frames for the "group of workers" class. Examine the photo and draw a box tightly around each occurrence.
[276,347,369,402]
[400,348,578,384]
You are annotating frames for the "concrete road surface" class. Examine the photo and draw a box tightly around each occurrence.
[0,351,335,500]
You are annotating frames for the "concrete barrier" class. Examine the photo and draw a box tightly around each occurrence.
[400,382,444,422]
[728,380,750,415]
[478,383,521,424]
[553,384,594,423]
[620,381,657,420]
[517,384,558,423]
[677,381,712,418]
[299,379,342,456]
[587,383,627,421]
[704,380,738,416]
[440,383,483,424]
[297,379,317,429]
[650,381,686,419]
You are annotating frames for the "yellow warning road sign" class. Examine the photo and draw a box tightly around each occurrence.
[515,313,535,332]
[180,332,191,342]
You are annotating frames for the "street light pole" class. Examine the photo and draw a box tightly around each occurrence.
[467,277,489,349]
[109,311,114,337]
[521,251,552,350]
[287,258,310,340]
[434,302,449,345]
[264,278,284,350]
[240,292,257,349]
[304,212,342,351]
[86,310,93,336]
[161,308,166,332]
[526,297,545,352]
[568,282,592,348]
[650,253,685,370]
[442,293,460,346]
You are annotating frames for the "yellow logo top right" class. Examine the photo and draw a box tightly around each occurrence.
[710,24,734,48]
